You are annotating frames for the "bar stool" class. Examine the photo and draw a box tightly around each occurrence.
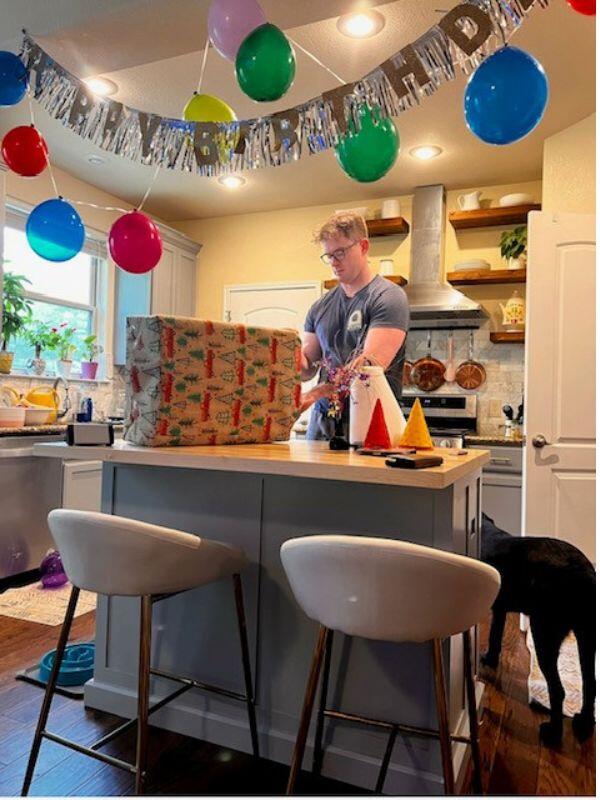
[281,535,500,796]
[22,509,259,796]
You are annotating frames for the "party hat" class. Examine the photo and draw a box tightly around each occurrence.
[363,399,392,449]
[398,397,434,450]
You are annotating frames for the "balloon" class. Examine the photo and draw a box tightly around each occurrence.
[2,125,48,177]
[183,92,236,123]
[566,0,595,14]
[0,51,28,107]
[464,46,548,146]
[236,23,295,102]
[109,210,162,274]
[26,198,85,262]
[335,104,399,183]
[208,0,266,62]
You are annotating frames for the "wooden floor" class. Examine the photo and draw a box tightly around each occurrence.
[0,609,595,796]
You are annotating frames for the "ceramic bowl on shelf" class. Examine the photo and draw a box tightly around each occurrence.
[453,259,491,272]
[23,406,53,425]
[499,193,533,207]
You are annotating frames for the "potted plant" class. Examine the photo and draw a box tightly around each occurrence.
[81,334,103,380]
[55,323,77,378]
[500,225,527,270]
[1,272,33,374]
[23,322,61,376]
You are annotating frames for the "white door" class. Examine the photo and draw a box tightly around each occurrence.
[151,241,177,314]
[172,249,197,317]
[523,212,595,561]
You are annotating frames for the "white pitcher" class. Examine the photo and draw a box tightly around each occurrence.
[457,190,482,211]
[349,366,406,447]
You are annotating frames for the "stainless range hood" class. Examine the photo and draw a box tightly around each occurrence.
[404,184,487,330]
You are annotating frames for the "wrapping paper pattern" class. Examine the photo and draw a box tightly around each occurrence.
[124,316,302,447]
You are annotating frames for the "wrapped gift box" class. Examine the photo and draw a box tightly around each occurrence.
[124,316,302,447]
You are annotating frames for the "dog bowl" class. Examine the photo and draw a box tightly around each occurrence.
[39,642,95,686]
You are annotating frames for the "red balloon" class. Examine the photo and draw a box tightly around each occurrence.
[566,0,595,14]
[108,210,162,274]
[1,125,48,177]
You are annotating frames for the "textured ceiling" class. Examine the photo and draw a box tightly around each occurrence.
[0,0,595,221]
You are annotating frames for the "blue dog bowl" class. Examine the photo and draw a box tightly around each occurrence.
[39,642,95,686]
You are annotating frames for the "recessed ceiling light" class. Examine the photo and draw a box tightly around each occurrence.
[218,175,246,189]
[337,10,386,38]
[84,77,118,97]
[86,154,106,166]
[409,145,443,161]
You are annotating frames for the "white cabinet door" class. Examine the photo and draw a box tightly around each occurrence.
[524,212,595,561]
[62,461,103,512]
[224,282,322,330]
[151,241,177,314]
[173,249,197,317]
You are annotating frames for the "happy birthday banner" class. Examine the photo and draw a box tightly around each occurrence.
[20,0,549,177]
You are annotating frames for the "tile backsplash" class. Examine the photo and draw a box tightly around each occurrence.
[404,322,524,436]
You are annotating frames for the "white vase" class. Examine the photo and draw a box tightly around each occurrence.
[57,359,72,379]
[349,365,406,447]
[29,357,46,376]
[507,257,521,271]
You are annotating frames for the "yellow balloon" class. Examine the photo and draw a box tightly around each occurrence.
[183,93,237,123]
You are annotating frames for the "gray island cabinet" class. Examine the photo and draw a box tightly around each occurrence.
[34,440,489,795]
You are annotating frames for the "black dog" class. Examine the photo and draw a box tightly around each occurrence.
[480,512,595,747]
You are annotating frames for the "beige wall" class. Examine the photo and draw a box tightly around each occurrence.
[174,179,542,322]
[542,113,595,214]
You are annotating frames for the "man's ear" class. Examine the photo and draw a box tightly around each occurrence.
[360,238,370,255]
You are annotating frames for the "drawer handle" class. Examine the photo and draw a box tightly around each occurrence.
[490,457,512,465]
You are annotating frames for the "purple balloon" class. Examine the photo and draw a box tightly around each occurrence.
[208,0,267,62]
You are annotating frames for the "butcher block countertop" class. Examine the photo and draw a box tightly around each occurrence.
[34,439,489,489]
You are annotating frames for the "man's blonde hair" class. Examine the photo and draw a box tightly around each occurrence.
[313,211,368,244]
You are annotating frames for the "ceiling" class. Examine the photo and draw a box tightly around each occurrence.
[0,0,595,221]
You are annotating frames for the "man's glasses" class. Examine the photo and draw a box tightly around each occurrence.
[320,241,359,265]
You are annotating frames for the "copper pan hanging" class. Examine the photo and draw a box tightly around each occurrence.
[455,331,486,390]
[410,331,446,392]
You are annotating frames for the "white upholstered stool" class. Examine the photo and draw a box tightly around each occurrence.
[281,535,500,796]
[22,509,259,796]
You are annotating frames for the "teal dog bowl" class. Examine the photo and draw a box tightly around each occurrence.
[39,642,95,686]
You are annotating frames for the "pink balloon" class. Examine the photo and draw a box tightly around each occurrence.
[109,211,162,274]
[208,0,267,62]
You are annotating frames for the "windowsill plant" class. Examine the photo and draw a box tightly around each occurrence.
[1,272,33,375]
[55,323,78,379]
[81,334,103,380]
[23,322,62,376]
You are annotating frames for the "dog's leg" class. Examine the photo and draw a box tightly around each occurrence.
[481,607,506,669]
[531,617,565,747]
[573,622,596,741]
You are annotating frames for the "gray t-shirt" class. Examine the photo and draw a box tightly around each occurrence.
[305,275,410,418]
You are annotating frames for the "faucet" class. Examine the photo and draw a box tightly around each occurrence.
[52,376,71,420]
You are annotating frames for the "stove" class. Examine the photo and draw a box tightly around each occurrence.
[400,393,477,448]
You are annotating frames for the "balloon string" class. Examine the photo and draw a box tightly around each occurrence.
[287,37,346,86]
[196,36,211,94]
[70,200,129,213]
[137,164,161,211]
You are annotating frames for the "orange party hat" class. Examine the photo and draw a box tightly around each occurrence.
[398,397,434,450]
[363,399,392,449]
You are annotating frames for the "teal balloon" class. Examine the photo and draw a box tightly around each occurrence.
[235,23,295,102]
[335,104,399,183]
[26,198,85,262]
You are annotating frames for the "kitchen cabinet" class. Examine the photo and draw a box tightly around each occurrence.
[480,445,523,535]
[62,460,103,512]
[114,228,200,364]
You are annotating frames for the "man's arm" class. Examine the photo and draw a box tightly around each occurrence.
[356,327,407,370]
[300,331,322,381]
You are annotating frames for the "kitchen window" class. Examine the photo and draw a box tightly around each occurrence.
[3,204,108,376]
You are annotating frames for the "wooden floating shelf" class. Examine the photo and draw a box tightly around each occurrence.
[490,331,525,344]
[324,275,407,290]
[366,217,410,237]
[447,268,527,286]
[449,204,541,230]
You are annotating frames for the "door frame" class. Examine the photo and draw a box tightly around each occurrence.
[223,281,323,323]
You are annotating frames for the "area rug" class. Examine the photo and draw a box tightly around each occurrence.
[0,582,96,626]
[527,628,582,717]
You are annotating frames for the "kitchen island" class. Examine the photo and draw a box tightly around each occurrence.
[34,440,489,795]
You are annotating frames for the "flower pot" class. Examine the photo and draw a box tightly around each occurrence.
[57,359,73,379]
[29,357,47,376]
[0,352,14,374]
[80,361,98,380]
[507,257,521,271]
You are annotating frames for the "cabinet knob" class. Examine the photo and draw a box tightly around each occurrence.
[532,434,549,449]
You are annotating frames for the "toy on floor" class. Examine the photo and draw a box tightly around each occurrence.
[40,549,68,588]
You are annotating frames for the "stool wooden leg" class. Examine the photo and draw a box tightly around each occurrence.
[135,596,152,795]
[433,638,454,795]
[233,574,259,758]
[463,629,483,795]
[312,627,333,775]
[286,625,328,795]
[22,586,80,796]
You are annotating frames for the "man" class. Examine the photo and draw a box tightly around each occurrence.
[301,211,410,440]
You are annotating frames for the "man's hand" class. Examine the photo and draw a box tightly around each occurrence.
[298,382,334,414]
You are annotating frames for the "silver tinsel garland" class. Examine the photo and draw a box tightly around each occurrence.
[19,0,550,177]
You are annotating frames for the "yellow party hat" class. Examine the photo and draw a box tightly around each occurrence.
[398,397,434,450]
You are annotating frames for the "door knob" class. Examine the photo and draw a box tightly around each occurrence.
[532,434,549,449]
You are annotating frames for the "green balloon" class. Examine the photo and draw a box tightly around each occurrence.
[236,23,296,102]
[335,104,400,183]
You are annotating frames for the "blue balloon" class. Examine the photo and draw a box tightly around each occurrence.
[0,51,28,107]
[26,199,85,262]
[464,46,548,145]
